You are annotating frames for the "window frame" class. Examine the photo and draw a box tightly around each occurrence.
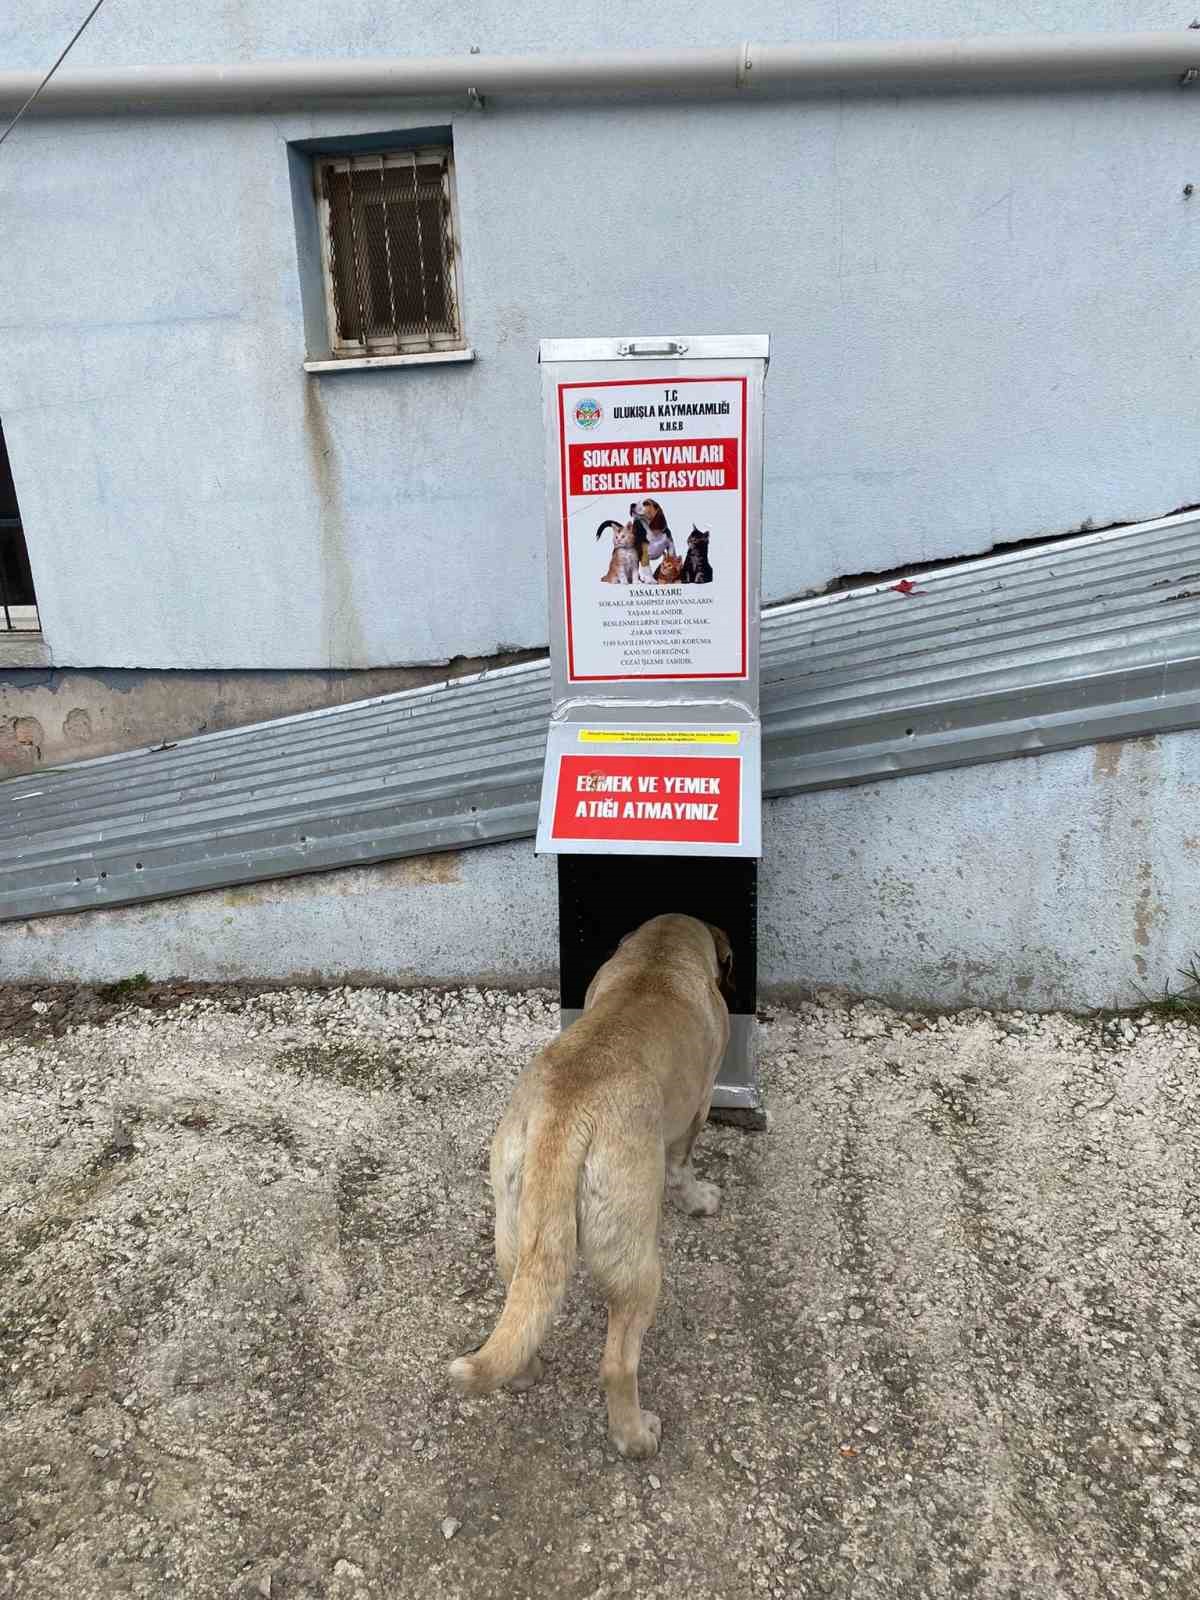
[0,421,39,637]
[313,144,467,361]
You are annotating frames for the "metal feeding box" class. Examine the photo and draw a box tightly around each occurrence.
[535,334,769,1124]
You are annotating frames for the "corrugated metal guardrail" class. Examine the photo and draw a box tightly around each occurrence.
[3,510,1200,924]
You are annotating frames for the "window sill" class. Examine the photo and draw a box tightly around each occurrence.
[303,348,475,374]
[0,631,50,667]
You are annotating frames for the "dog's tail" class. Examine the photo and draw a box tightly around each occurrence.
[595,520,623,541]
[448,1113,587,1394]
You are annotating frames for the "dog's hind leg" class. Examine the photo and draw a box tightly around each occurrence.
[597,1251,662,1458]
[582,1138,664,1458]
[665,1107,721,1218]
[491,1122,544,1390]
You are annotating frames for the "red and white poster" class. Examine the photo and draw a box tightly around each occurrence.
[535,724,761,857]
[557,376,748,682]
[550,753,741,846]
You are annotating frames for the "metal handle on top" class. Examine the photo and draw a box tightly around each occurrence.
[616,339,689,356]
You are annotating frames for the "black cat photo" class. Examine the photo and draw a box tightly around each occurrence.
[681,526,714,584]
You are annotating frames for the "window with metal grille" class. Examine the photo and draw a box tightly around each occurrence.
[315,147,465,358]
[0,422,39,634]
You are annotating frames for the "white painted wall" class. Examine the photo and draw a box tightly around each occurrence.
[1,3,1196,668]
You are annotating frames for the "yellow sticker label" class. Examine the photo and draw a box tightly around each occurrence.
[577,729,741,746]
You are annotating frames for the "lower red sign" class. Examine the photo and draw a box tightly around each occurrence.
[550,754,741,845]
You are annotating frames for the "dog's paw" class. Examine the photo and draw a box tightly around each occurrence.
[687,1179,722,1217]
[613,1411,661,1460]
[508,1354,544,1392]
[669,1176,721,1217]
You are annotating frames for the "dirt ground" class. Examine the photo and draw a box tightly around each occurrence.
[2,981,1199,1599]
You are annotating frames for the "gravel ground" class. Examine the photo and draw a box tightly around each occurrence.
[3,983,1200,1599]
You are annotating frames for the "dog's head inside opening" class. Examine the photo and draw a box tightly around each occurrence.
[703,922,735,999]
[611,917,734,1001]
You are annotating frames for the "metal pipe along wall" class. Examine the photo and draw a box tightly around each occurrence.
[0,31,1198,115]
